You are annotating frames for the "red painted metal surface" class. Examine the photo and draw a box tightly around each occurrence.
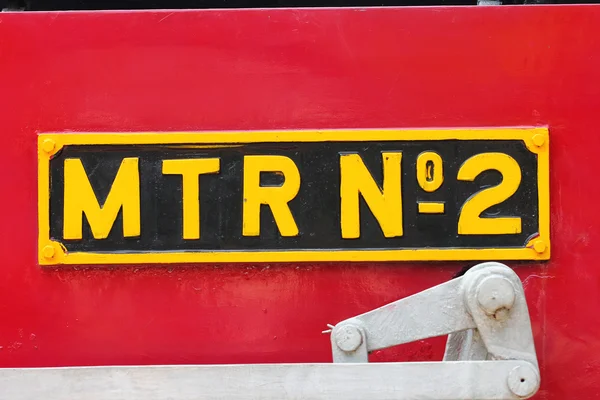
[0,5,599,398]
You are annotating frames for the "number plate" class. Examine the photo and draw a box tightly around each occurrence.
[38,128,549,265]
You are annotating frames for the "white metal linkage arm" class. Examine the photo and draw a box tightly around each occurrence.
[330,262,540,399]
[0,262,539,400]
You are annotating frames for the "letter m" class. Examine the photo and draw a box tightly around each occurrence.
[63,157,140,240]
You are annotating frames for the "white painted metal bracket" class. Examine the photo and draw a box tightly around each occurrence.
[330,262,540,398]
[0,262,539,400]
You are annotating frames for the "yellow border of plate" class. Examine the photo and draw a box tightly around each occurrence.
[38,127,550,265]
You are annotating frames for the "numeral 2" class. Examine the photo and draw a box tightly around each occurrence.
[457,153,522,235]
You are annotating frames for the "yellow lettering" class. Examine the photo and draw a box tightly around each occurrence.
[416,151,444,192]
[243,155,300,237]
[457,153,522,235]
[162,158,220,240]
[64,157,140,240]
[340,152,403,239]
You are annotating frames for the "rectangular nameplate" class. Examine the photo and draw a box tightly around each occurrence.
[38,128,549,265]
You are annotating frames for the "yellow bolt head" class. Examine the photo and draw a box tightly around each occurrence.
[533,239,547,254]
[42,139,56,153]
[532,134,546,147]
[42,245,55,259]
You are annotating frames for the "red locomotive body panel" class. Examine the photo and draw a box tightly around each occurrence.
[0,5,599,398]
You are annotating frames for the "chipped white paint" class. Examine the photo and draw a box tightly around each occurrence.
[0,360,534,400]
[331,262,539,397]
